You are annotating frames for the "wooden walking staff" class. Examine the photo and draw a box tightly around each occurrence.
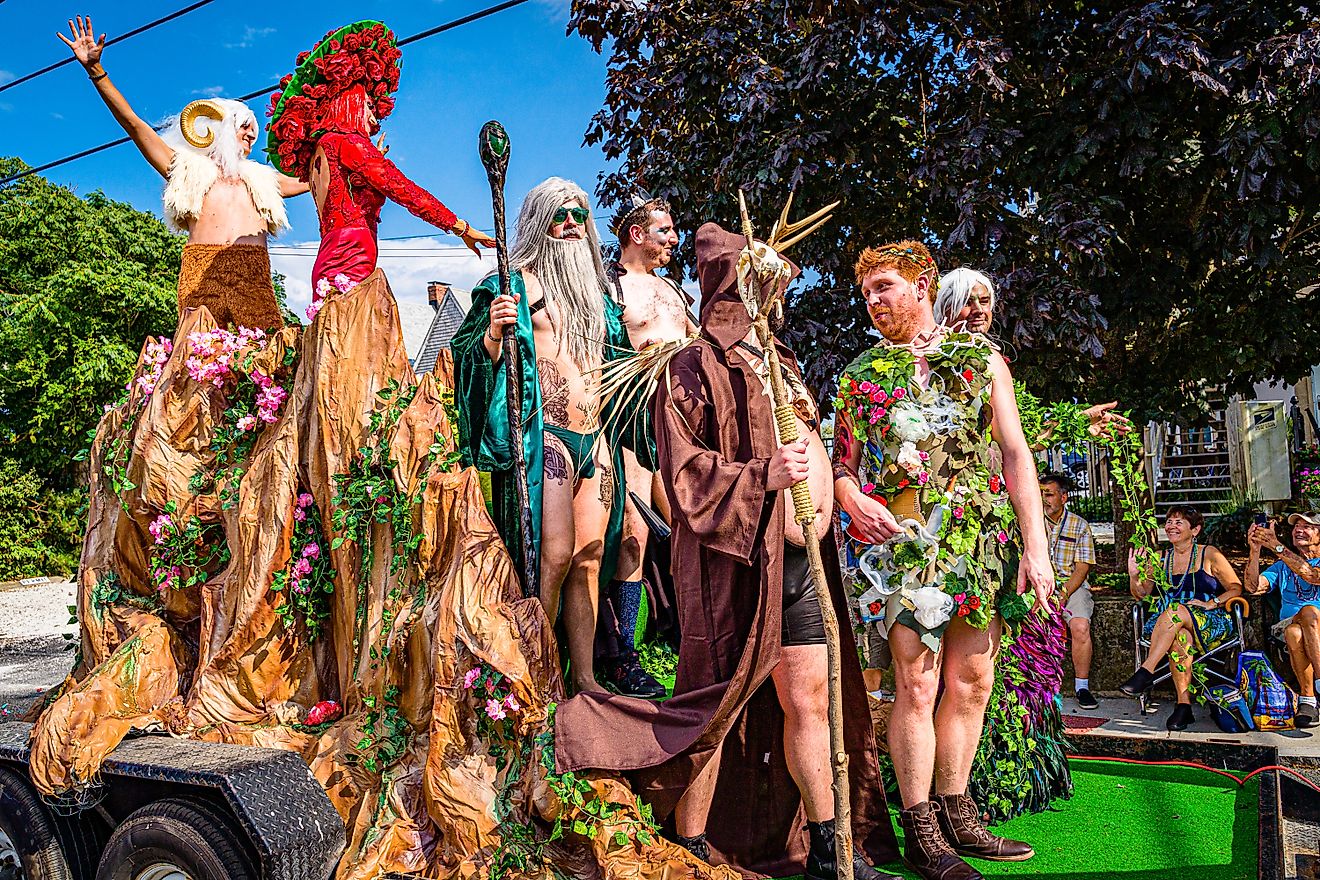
[479,120,538,600]
[735,190,853,880]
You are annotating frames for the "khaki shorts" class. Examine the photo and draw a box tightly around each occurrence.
[1063,586,1094,622]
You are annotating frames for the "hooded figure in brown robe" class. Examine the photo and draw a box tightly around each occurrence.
[556,222,898,879]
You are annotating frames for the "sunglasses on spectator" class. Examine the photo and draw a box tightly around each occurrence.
[552,207,590,225]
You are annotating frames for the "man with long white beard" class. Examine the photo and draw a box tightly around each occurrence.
[453,178,643,695]
[60,14,307,329]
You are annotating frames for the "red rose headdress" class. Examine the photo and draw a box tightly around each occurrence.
[265,20,402,176]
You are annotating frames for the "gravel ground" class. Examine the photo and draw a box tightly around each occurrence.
[0,580,78,720]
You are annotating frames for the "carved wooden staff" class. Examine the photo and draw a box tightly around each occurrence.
[480,120,538,600]
[738,191,853,880]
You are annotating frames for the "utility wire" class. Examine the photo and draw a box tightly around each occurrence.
[0,0,219,94]
[0,0,531,187]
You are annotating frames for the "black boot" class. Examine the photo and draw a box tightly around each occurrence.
[599,579,665,698]
[672,832,710,862]
[1167,702,1195,731]
[1118,666,1155,697]
[805,818,904,880]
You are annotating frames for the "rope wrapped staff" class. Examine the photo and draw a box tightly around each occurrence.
[735,189,853,880]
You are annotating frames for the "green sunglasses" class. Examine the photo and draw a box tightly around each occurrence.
[552,206,590,225]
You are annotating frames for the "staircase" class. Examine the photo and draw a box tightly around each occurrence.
[1151,408,1235,516]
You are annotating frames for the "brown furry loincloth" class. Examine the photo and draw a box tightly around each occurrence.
[177,243,284,331]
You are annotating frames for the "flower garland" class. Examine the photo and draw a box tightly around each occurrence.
[271,493,335,641]
[147,500,230,594]
[185,327,296,508]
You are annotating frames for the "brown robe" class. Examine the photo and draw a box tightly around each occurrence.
[556,223,897,878]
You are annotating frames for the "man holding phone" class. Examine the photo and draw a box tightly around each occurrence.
[1245,513,1320,728]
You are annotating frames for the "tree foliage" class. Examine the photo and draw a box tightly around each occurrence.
[570,1,1320,420]
[0,157,181,488]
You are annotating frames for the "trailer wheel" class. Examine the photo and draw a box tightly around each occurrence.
[94,799,254,880]
[0,766,73,880]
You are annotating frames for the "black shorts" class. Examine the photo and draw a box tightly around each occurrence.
[781,542,826,647]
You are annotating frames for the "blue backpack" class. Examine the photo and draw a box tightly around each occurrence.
[1237,650,1295,731]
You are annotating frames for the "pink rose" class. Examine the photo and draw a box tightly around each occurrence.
[293,558,312,577]
[893,387,907,400]
[302,543,320,559]
[297,493,314,509]
[463,668,481,689]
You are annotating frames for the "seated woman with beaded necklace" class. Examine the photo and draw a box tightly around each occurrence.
[1119,505,1243,730]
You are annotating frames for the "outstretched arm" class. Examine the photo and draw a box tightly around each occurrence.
[58,16,173,178]
[335,132,494,255]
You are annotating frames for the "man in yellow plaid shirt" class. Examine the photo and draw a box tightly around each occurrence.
[1040,473,1099,708]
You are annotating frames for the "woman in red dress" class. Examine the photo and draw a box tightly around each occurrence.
[267,21,493,302]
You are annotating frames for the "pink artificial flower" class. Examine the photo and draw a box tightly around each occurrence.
[149,514,174,544]
[463,668,481,689]
[504,694,520,712]
[293,558,312,577]
[485,698,508,721]
[918,450,930,461]
[237,414,258,432]
[917,471,930,485]
[305,700,342,726]
[306,301,323,321]
[870,391,885,404]
[954,593,967,604]
[858,381,875,394]
[861,482,876,495]
[953,506,965,519]
[892,387,907,400]
[868,411,881,425]
[996,530,1009,544]
[297,493,314,508]
[376,495,390,506]
[293,507,307,522]
[302,543,320,559]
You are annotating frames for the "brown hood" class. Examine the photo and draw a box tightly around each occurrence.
[695,221,800,350]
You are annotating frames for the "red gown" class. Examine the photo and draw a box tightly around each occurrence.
[310,130,458,290]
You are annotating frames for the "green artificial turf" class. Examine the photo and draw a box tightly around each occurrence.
[787,758,1259,880]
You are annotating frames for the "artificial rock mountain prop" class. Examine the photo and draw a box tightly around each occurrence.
[28,270,732,880]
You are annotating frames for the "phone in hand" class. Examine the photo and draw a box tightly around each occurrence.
[1253,513,1268,528]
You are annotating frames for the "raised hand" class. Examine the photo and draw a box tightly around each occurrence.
[58,15,106,69]
[1084,401,1132,438]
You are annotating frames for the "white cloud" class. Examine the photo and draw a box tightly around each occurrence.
[191,85,226,97]
[51,112,65,120]
[0,70,13,86]
[225,26,276,50]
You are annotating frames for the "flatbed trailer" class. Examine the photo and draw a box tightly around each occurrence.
[0,721,342,880]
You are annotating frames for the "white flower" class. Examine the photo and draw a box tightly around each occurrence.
[908,585,955,629]
[889,401,932,443]
[897,441,925,475]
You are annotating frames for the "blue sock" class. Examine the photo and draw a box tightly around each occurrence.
[613,579,643,653]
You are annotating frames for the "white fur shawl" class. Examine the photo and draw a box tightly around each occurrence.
[163,150,290,236]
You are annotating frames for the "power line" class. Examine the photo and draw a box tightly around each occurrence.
[0,0,531,187]
[0,1,219,94]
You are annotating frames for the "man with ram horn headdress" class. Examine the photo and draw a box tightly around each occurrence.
[60,14,307,330]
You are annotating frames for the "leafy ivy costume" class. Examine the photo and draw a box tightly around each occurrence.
[834,331,1029,654]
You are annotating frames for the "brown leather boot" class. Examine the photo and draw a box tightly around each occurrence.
[898,801,983,880]
[933,793,1034,861]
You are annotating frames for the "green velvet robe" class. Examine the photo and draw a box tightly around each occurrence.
[450,270,642,593]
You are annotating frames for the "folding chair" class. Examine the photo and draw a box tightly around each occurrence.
[1130,597,1250,714]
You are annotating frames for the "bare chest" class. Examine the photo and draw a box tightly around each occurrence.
[619,274,689,348]
[189,179,267,246]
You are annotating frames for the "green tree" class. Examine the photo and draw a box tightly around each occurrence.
[0,157,181,488]
[570,2,1320,421]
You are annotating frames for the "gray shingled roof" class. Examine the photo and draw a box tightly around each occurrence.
[413,288,472,375]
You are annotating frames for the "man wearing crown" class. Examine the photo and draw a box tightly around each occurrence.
[61,15,307,330]
[832,241,1053,879]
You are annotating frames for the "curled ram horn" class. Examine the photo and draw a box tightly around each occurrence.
[180,100,225,149]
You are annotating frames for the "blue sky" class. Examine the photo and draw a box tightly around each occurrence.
[0,0,621,316]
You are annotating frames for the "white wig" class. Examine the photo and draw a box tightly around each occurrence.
[160,98,258,180]
[934,266,996,327]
